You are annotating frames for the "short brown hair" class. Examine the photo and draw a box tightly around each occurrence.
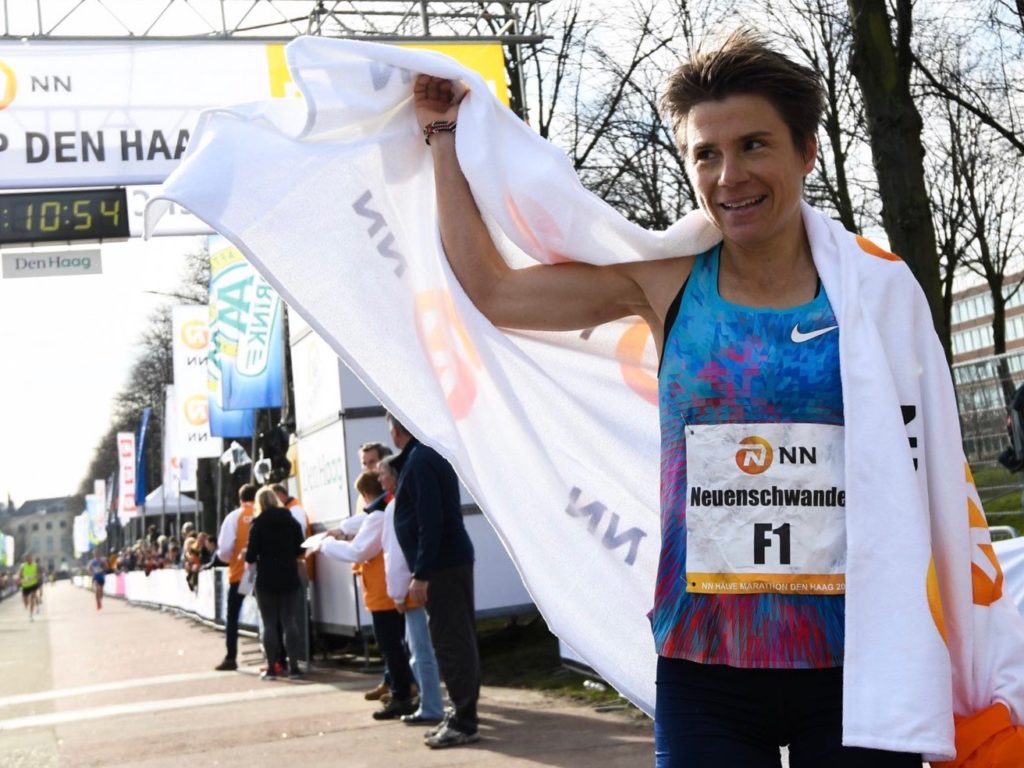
[354,471,384,499]
[358,442,392,460]
[661,30,825,153]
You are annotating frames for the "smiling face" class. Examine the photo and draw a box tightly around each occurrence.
[684,93,815,255]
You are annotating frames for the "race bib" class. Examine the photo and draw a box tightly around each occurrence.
[685,422,846,595]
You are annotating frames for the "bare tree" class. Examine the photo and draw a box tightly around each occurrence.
[926,99,973,328]
[77,244,211,515]
[765,0,871,232]
[846,0,946,350]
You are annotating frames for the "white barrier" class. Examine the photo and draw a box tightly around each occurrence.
[76,568,259,628]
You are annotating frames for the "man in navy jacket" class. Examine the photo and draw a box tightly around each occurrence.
[387,413,479,749]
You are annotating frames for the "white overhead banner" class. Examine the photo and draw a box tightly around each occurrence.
[116,431,137,525]
[171,305,223,459]
[0,40,298,188]
[163,384,198,493]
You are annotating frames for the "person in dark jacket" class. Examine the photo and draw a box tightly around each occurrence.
[387,412,480,749]
[245,486,305,680]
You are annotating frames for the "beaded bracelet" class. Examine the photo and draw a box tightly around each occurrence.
[423,119,457,145]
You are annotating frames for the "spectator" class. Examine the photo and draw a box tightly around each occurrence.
[387,413,480,748]
[318,471,418,720]
[359,441,393,472]
[245,487,305,680]
[196,532,215,566]
[378,455,445,725]
[183,537,202,592]
[213,483,258,672]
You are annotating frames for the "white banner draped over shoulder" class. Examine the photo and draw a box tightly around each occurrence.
[149,37,722,714]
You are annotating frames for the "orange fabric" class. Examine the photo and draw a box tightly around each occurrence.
[227,503,255,584]
[359,553,395,612]
[932,703,1024,768]
[855,234,901,261]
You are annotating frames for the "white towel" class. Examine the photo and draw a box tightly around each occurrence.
[148,37,1024,759]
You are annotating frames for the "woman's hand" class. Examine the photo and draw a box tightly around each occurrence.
[413,75,468,129]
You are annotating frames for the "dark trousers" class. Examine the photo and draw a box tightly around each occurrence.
[371,609,414,700]
[274,589,307,665]
[224,581,245,661]
[426,562,480,733]
[255,586,303,673]
[654,657,923,767]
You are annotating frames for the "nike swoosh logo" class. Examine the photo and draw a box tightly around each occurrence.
[791,323,838,343]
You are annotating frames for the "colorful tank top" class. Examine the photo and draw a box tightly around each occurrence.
[652,245,846,668]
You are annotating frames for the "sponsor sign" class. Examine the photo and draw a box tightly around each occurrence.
[163,385,198,493]
[0,40,504,190]
[117,431,137,524]
[171,305,223,458]
[0,40,298,188]
[73,514,90,558]
[208,235,284,409]
[685,422,847,595]
[2,247,100,278]
[85,494,106,544]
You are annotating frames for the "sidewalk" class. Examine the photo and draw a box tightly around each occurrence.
[0,580,653,767]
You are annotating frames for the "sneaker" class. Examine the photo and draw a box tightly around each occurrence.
[287,668,302,680]
[363,682,389,701]
[259,669,278,681]
[423,712,451,739]
[371,698,417,721]
[401,712,444,725]
[425,722,480,749]
[214,658,238,671]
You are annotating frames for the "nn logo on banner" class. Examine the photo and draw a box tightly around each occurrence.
[208,235,284,410]
[171,305,223,459]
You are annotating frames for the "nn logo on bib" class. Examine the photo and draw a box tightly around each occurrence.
[736,436,773,474]
[736,436,818,474]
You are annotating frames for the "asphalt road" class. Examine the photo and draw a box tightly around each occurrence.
[0,581,654,768]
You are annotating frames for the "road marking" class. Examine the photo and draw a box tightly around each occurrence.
[0,683,334,731]
[0,671,230,707]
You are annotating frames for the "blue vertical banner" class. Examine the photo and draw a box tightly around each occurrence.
[209,399,256,438]
[135,406,152,506]
[208,235,284,409]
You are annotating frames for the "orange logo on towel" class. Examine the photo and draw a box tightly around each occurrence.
[968,500,1004,607]
[183,395,209,426]
[855,235,901,262]
[414,290,483,421]
[736,436,773,474]
[502,192,570,263]
[616,320,658,405]
[0,61,16,111]
[180,319,209,350]
[927,463,1006,645]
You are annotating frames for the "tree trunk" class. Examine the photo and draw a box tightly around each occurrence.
[846,0,948,355]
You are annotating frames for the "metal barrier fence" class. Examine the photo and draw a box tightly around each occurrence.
[954,350,1024,524]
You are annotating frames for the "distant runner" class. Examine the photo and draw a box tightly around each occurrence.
[19,554,40,621]
[88,551,106,610]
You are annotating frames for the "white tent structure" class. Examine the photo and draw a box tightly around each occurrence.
[142,486,203,537]
[144,486,203,513]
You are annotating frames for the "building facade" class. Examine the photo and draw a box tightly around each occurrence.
[0,496,79,573]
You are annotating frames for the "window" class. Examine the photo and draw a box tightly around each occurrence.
[59,520,66,529]
[31,523,38,531]
[45,521,52,530]
[46,536,53,552]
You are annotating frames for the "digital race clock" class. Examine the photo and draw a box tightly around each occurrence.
[0,188,130,245]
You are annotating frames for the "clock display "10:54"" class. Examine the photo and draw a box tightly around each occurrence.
[0,188,131,244]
